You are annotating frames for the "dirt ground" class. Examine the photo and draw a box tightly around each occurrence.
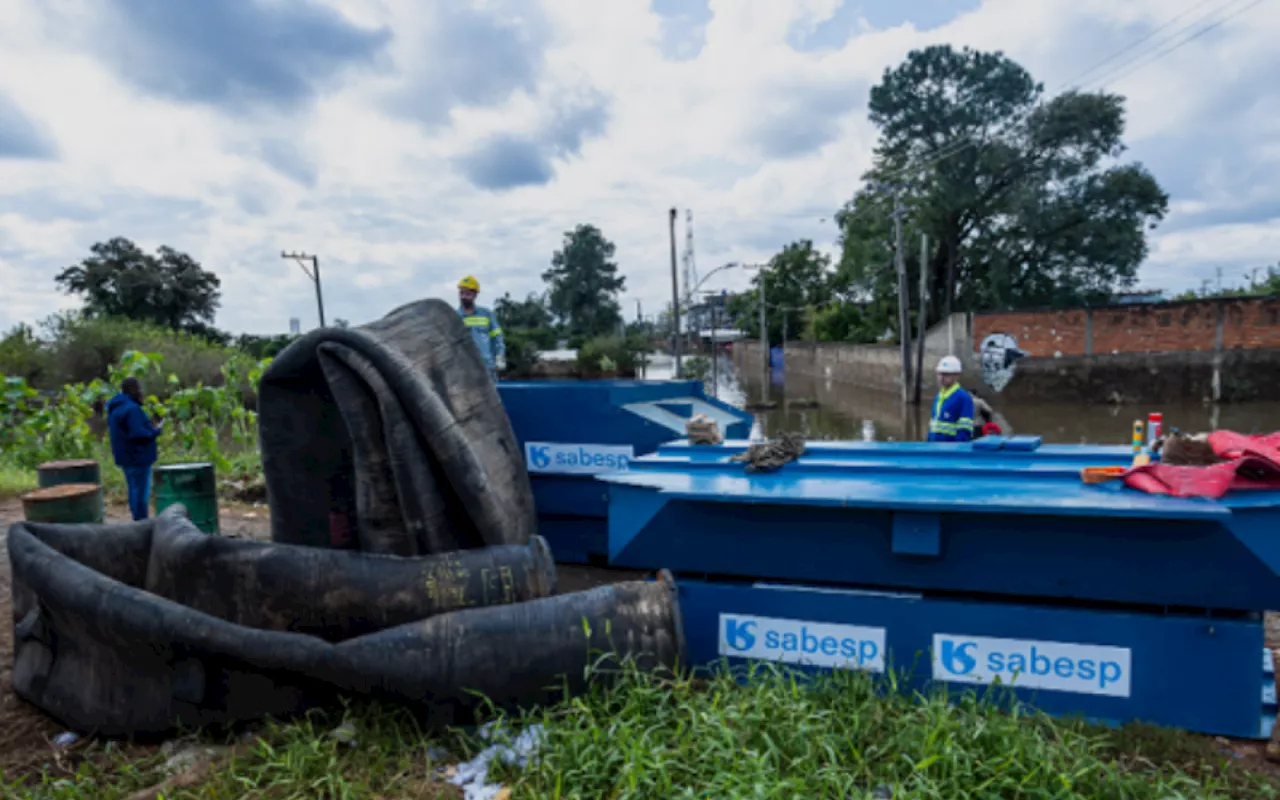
[3,498,1280,786]
[0,497,282,780]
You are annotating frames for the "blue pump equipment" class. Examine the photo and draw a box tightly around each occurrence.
[498,377,1280,738]
[497,380,752,563]
[598,435,1280,739]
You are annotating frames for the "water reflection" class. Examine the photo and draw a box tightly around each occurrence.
[646,353,1279,445]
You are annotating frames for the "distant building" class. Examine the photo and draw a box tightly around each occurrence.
[1111,289,1165,305]
[687,292,730,332]
[289,317,301,334]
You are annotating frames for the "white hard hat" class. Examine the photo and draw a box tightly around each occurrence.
[936,355,963,374]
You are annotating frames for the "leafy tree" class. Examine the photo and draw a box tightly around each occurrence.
[1172,264,1280,300]
[55,237,222,331]
[836,45,1169,326]
[542,225,626,341]
[495,291,557,350]
[726,240,832,345]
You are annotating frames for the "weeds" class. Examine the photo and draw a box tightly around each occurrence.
[8,664,1270,799]
[0,463,36,500]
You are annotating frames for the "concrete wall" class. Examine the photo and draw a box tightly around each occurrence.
[992,348,1280,405]
[733,301,1280,403]
[733,313,976,395]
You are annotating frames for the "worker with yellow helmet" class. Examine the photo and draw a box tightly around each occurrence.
[457,275,506,377]
[928,355,975,442]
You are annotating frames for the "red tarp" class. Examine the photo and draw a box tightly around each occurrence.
[1122,432,1280,499]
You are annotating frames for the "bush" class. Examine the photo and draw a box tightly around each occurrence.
[0,313,232,393]
[575,335,651,378]
[502,330,542,378]
[683,355,712,382]
[0,350,267,498]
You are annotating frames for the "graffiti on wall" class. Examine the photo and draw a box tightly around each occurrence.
[979,333,1029,393]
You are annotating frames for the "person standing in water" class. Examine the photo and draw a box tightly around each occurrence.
[927,355,975,443]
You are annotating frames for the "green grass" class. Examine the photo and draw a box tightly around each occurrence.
[0,460,37,499]
[5,664,1276,799]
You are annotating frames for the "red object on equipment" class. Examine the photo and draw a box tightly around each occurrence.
[981,422,1002,437]
[1121,431,1280,499]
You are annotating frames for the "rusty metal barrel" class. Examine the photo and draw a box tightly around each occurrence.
[21,483,104,524]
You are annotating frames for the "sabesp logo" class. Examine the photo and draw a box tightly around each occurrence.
[524,442,635,475]
[723,618,757,651]
[528,445,551,470]
[932,634,1132,698]
[718,613,886,673]
[938,639,976,675]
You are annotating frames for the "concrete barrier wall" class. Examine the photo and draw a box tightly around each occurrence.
[733,304,1280,403]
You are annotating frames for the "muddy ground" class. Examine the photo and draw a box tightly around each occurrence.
[3,498,1280,785]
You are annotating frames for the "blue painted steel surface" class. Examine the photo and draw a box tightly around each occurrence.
[676,579,1269,738]
[498,380,752,563]
[604,438,1280,736]
[602,441,1280,612]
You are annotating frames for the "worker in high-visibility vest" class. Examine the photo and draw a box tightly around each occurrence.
[457,275,506,377]
[928,355,974,442]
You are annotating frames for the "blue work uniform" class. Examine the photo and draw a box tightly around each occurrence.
[458,305,505,373]
[928,384,975,442]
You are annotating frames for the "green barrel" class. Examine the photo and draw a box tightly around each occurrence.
[37,458,101,488]
[22,484,104,524]
[36,459,104,523]
[153,462,219,534]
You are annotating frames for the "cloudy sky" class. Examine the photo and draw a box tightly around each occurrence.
[1,0,1277,334]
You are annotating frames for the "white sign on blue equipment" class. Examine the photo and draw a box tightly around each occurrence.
[524,442,635,475]
[931,633,1132,698]
[718,613,886,672]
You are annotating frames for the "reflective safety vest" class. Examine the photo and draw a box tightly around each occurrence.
[458,305,505,370]
[928,383,975,442]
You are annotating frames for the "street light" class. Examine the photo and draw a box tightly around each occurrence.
[684,260,768,381]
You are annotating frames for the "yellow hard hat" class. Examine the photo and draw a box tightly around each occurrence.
[458,275,480,292]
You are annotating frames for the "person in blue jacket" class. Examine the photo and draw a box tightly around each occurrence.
[457,274,506,378]
[928,355,975,443]
[106,377,165,520]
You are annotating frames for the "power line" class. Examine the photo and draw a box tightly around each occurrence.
[864,0,1263,190]
[1089,0,1267,88]
[1062,0,1224,89]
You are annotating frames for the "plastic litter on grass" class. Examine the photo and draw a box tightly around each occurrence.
[448,722,544,800]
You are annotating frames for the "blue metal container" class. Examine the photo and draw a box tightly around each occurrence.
[603,437,1280,738]
[497,379,752,563]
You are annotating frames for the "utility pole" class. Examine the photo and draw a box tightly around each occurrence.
[668,208,682,378]
[282,251,326,328]
[757,265,768,379]
[913,233,929,404]
[636,299,642,322]
[892,191,913,405]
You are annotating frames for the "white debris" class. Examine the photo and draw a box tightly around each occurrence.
[448,722,544,800]
[51,732,79,749]
[329,721,358,747]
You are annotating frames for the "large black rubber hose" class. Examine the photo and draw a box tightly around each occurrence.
[8,510,683,737]
[143,508,557,641]
[258,298,536,555]
[327,573,685,720]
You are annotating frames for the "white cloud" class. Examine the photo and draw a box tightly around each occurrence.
[1,0,1278,335]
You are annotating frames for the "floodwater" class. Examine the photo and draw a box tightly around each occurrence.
[641,353,1280,444]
